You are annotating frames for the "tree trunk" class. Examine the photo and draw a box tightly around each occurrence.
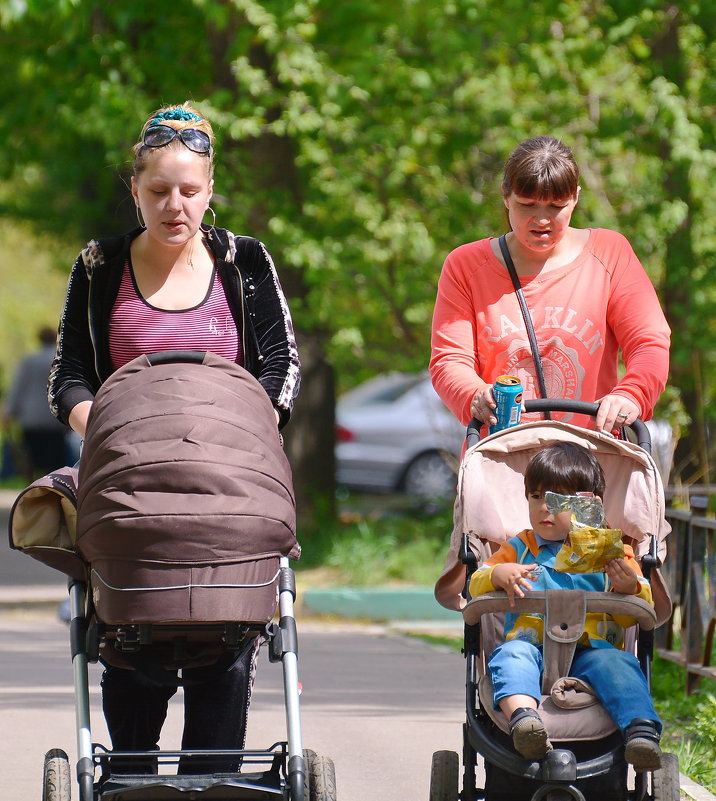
[282,334,336,529]
[210,31,338,528]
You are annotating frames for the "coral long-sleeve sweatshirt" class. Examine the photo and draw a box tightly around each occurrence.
[430,229,670,426]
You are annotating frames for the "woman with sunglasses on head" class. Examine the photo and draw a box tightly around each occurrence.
[48,102,300,773]
[430,136,670,437]
[50,102,299,438]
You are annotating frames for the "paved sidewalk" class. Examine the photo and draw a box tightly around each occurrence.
[2,488,715,800]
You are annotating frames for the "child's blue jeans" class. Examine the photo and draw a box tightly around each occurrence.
[488,638,661,734]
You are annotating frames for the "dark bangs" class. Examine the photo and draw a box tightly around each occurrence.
[524,442,605,498]
[503,136,580,200]
[511,161,578,201]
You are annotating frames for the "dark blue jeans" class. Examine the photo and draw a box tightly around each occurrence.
[489,639,661,734]
[101,639,258,774]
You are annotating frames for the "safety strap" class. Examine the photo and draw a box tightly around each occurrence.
[498,235,551,420]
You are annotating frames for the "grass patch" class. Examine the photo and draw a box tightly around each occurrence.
[651,656,716,792]
[296,496,454,585]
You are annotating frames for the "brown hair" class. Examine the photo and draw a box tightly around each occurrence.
[524,442,605,498]
[132,102,215,178]
[502,136,579,201]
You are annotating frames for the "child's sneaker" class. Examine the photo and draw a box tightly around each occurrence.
[624,719,662,772]
[509,708,553,761]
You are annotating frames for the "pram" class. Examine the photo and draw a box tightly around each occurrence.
[430,399,678,801]
[10,351,336,801]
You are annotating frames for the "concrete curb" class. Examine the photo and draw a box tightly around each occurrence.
[681,775,716,801]
[0,584,66,604]
[301,585,459,623]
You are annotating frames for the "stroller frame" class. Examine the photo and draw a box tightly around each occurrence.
[53,556,330,801]
[26,351,335,801]
[430,400,680,801]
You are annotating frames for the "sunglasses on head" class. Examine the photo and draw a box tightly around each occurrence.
[143,124,211,154]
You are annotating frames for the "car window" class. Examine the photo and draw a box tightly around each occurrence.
[374,375,425,403]
[338,373,425,408]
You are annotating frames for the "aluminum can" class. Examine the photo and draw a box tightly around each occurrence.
[489,375,523,434]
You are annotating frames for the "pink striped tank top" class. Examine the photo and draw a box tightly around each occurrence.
[109,260,242,371]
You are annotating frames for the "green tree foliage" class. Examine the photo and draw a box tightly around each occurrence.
[0,0,714,482]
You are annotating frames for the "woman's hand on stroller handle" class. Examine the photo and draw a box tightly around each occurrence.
[594,394,641,435]
[491,562,539,608]
[470,386,497,426]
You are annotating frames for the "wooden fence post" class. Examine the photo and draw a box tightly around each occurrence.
[659,496,716,694]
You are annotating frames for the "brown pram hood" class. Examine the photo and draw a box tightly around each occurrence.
[76,352,299,569]
[435,420,671,624]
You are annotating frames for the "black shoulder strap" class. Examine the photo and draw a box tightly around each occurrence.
[498,235,551,417]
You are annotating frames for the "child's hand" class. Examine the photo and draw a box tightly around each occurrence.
[491,563,539,608]
[605,558,640,594]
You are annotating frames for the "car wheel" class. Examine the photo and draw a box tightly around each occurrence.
[402,451,457,497]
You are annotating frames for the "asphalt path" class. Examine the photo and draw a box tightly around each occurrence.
[0,610,468,801]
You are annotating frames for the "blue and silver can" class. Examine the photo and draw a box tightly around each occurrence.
[489,375,523,435]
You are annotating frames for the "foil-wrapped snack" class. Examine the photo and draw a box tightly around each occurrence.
[545,491,606,527]
[545,491,625,573]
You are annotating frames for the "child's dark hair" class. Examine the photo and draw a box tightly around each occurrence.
[524,442,605,497]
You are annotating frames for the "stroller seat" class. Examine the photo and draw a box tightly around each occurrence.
[466,587,657,744]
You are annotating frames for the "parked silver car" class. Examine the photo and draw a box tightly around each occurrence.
[335,372,465,496]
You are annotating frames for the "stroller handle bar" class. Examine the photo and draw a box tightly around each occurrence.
[146,350,208,366]
[463,590,657,630]
[467,398,651,453]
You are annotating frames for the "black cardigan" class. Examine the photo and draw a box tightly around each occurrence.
[49,225,300,429]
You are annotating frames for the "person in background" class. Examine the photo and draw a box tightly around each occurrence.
[5,326,70,479]
[430,136,670,435]
[48,101,300,773]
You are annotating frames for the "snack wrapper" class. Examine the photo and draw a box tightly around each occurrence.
[545,491,625,573]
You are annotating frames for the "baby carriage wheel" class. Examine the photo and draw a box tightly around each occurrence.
[652,752,680,801]
[42,749,71,801]
[429,750,459,801]
[303,748,337,801]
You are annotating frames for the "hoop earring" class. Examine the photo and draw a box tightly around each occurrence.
[136,205,146,228]
[204,206,216,227]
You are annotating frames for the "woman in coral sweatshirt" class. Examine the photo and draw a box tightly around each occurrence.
[430,136,670,434]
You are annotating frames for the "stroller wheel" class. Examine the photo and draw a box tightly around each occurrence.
[430,750,459,801]
[652,752,680,801]
[42,749,71,801]
[303,749,337,801]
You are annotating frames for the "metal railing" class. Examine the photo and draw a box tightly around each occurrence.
[656,498,716,693]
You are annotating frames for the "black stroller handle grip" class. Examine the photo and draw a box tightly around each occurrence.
[467,398,651,453]
[146,350,207,366]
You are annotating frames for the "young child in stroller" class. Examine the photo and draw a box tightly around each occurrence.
[469,441,662,771]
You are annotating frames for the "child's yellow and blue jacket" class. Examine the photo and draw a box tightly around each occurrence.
[468,529,653,650]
